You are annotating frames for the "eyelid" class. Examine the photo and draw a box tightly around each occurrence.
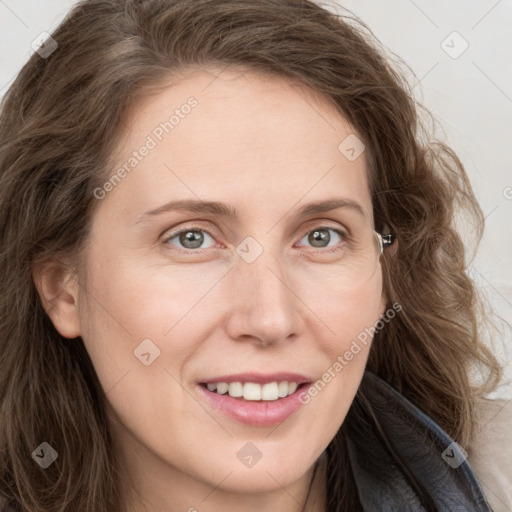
[162,220,347,239]
[162,222,219,242]
[297,219,349,238]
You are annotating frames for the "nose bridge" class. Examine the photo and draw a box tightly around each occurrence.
[227,236,298,343]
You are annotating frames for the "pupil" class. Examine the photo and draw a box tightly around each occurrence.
[310,229,329,247]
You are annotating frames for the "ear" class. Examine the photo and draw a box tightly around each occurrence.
[33,260,82,339]
[377,232,398,320]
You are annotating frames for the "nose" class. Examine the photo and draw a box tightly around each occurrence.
[223,247,301,348]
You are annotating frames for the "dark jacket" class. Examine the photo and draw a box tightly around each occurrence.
[344,371,492,511]
[1,371,492,512]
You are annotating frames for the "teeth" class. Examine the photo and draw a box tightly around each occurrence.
[205,381,300,400]
[261,382,279,401]
[243,382,261,400]
[216,382,229,394]
[228,382,243,397]
[278,381,288,398]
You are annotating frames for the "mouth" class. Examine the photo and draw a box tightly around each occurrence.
[196,374,313,426]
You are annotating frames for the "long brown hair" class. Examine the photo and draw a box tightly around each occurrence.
[0,0,502,510]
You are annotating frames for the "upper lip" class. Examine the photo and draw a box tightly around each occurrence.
[199,372,313,385]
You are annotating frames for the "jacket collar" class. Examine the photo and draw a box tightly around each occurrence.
[343,371,491,510]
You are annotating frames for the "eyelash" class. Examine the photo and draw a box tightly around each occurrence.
[162,223,350,255]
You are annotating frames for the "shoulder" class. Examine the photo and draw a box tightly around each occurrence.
[467,396,512,512]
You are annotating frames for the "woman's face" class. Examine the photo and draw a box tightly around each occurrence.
[72,67,386,505]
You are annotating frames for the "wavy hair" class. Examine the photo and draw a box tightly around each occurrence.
[0,0,502,510]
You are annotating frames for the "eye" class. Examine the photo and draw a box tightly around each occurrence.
[296,226,348,252]
[163,224,349,254]
[164,227,217,251]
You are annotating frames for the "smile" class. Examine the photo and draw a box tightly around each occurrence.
[197,373,312,426]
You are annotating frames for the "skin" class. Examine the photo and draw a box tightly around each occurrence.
[35,66,387,512]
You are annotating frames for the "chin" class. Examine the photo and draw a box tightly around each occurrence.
[213,465,305,494]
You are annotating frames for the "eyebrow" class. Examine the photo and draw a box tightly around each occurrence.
[136,197,366,223]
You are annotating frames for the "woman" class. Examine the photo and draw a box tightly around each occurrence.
[0,0,507,510]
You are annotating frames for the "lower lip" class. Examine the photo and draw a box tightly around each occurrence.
[197,384,310,427]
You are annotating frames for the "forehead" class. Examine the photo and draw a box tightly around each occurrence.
[103,67,372,225]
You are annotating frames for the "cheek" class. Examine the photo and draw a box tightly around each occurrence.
[88,255,228,336]
[310,267,385,354]
[297,271,384,430]
[76,250,229,405]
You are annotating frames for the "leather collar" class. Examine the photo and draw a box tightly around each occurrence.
[343,371,492,511]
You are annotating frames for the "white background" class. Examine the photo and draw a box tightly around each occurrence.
[1,0,511,398]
